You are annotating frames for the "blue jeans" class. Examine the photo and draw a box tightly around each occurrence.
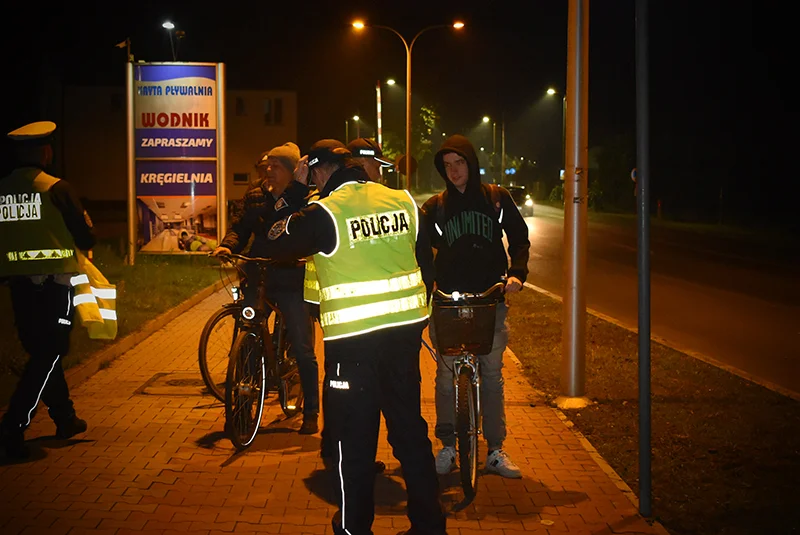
[269,290,319,416]
[431,301,508,450]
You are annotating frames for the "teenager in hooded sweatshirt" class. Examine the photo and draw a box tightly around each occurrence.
[421,134,531,479]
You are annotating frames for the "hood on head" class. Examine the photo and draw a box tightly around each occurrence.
[434,134,481,195]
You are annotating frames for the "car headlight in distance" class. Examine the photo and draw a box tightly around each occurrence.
[525,199,533,207]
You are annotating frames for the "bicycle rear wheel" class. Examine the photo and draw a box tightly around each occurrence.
[457,367,479,497]
[199,305,241,402]
[225,330,266,450]
[276,321,304,417]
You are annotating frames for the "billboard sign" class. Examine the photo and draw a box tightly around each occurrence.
[127,62,226,256]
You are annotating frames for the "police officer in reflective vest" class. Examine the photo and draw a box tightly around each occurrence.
[0,121,95,459]
[263,140,446,535]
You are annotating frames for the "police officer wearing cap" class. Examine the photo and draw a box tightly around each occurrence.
[0,121,95,459]
[262,139,446,535]
[346,138,394,184]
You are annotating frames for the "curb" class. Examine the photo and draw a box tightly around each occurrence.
[64,279,225,387]
[505,348,671,535]
[522,282,800,401]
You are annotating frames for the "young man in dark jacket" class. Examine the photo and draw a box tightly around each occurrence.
[213,142,320,434]
[421,134,531,479]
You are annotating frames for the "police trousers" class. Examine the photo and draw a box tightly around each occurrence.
[2,278,77,432]
[325,322,446,535]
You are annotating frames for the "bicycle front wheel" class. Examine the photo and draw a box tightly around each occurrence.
[225,330,266,450]
[457,367,479,497]
[198,305,241,402]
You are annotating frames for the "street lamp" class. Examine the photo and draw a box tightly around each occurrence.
[353,19,465,191]
[376,78,397,148]
[546,88,567,170]
[353,115,360,138]
[162,21,177,61]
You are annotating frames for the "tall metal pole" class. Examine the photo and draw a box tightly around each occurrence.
[558,0,590,408]
[492,121,497,182]
[125,61,136,265]
[405,45,412,191]
[216,63,227,246]
[376,80,383,147]
[345,120,349,144]
[635,0,653,518]
[501,114,506,185]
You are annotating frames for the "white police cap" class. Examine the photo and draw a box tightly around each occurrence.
[7,121,57,141]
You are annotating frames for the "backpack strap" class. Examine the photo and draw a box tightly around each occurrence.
[484,184,503,223]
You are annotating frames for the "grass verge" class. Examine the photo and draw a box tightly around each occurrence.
[507,289,800,535]
[1,242,220,406]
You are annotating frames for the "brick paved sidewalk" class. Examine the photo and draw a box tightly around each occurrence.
[0,289,666,535]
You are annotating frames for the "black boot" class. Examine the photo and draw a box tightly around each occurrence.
[1,423,29,459]
[55,415,88,439]
[299,413,319,435]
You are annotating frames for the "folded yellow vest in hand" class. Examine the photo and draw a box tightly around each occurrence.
[71,251,118,340]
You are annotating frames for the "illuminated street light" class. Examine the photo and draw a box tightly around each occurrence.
[162,21,177,61]
[386,78,396,85]
[353,19,465,190]
[482,116,490,123]
[546,88,567,168]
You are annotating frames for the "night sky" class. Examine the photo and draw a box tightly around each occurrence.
[2,1,792,230]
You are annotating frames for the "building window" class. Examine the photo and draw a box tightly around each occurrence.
[263,99,272,125]
[235,97,245,116]
[233,173,249,185]
[263,98,284,125]
[110,93,123,112]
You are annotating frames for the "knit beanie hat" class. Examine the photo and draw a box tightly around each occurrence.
[267,142,301,173]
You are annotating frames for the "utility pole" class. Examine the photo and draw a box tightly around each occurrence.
[557,0,591,410]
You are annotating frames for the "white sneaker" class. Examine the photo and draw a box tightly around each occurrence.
[435,446,456,475]
[485,449,522,478]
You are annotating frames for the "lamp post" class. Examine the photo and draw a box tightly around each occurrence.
[354,20,465,191]
[377,78,396,148]
[353,115,360,138]
[162,21,177,61]
[547,87,567,170]
[482,115,506,183]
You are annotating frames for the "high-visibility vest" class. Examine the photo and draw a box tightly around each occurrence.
[303,256,320,305]
[303,188,321,305]
[71,251,118,340]
[0,167,80,277]
[311,181,428,341]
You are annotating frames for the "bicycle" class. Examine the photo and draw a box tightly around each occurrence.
[212,253,304,450]
[430,281,505,498]
[198,257,294,403]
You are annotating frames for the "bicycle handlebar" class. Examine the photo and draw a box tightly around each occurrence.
[212,252,277,265]
[433,281,506,301]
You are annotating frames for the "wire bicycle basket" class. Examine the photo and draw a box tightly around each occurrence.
[432,295,498,356]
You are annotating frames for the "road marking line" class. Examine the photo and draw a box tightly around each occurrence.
[522,281,800,401]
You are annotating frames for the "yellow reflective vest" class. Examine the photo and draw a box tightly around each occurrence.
[71,251,118,340]
[0,168,80,277]
[303,188,321,305]
[311,181,428,340]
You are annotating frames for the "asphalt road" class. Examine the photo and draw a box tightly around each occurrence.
[522,205,800,397]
